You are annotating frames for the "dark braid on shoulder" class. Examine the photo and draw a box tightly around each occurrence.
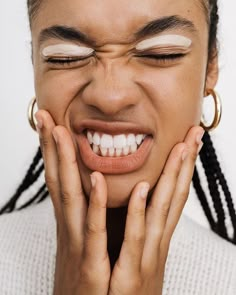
[0,147,48,214]
[192,166,215,230]
[193,132,236,244]
[17,183,48,210]
[200,133,228,238]
[203,132,236,241]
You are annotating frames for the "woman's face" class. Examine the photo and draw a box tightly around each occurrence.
[31,0,217,207]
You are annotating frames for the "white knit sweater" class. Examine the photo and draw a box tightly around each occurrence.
[0,198,235,295]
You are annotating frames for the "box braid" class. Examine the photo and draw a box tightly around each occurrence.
[0,148,48,214]
[193,133,236,244]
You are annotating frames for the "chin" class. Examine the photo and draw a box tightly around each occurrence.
[106,189,131,208]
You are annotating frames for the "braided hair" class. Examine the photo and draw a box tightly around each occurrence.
[1,0,236,245]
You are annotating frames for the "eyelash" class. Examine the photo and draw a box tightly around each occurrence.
[45,53,185,65]
[45,56,88,64]
[136,53,185,62]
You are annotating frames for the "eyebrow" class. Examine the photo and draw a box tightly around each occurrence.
[39,25,96,46]
[38,15,197,47]
[135,15,197,39]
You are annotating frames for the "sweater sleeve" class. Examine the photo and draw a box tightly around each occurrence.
[163,214,236,295]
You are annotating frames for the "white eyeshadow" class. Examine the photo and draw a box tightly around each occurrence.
[135,34,192,51]
[42,44,94,57]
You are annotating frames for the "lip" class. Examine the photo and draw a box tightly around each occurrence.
[72,120,154,174]
[73,119,154,135]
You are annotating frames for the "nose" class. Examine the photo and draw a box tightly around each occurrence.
[81,60,140,116]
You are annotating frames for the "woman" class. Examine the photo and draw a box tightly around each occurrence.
[1,0,236,294]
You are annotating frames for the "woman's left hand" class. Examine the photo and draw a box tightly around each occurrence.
[108,126,204,295]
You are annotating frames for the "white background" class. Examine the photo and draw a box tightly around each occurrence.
[0,1,235,230]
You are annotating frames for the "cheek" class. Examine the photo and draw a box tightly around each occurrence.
[159,73,203,127]
[137,63,204,136]
[34,69,89,123]
[132,63,204,175]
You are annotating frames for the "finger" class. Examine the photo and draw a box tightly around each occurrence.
[84,172,108,262]
[52,126,87,243]
[142,143,187,268]
[35,110,63,220]
[163,127,205,242]
[117,182,149,273]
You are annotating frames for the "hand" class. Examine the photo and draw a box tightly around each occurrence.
[35,110,111,295]
[108,126,204,295]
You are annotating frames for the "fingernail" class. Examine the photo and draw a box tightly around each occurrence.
[90,174,96,188]
[139,184,149,199]
[197,141,204,154]
[196,130,205,145]
[52,129,59,144]
[182,149,189,161]
[35,113,43,129]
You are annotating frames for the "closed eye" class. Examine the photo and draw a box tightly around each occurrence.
[45,56,90,64]
[134,52,187,67]
[137,53,185,61]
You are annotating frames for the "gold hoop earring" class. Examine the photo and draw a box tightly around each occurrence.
[200,89,222,132]
[27,97,37,131]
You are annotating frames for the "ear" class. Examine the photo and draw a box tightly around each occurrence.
[205,48,219,93]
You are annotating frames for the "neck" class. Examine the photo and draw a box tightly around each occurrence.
[106,206,127,269]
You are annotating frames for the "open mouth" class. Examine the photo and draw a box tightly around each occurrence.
[86,129,147,157]
[77,131,153,174]
[74,120,154,174]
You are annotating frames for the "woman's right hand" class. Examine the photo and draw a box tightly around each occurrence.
[35,110,111,295]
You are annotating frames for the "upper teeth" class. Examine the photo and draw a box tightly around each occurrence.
[87,131,146,149]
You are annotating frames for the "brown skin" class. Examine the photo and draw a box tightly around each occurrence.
[32,0,218,293]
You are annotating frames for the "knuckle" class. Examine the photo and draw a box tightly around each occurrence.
[176,188,190,207]
[162,168,179,183]
[39,136,50,149]
[152,227,164,241]
[79,265,94,284]
[177,188,190,204]
[133,234,145,244]
[159,201,170,218]
[85,222,106,236]
[124,232,145,245]
[89,198,106,210]
[44,172,58,192]
[60,190,72,206]
[79,262,109,285]
[129,207,145,218]
[130,233,145,243]
[128,278,142,292]
[57,153,77,167]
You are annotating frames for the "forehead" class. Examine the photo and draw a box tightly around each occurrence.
[32,0,207,44]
